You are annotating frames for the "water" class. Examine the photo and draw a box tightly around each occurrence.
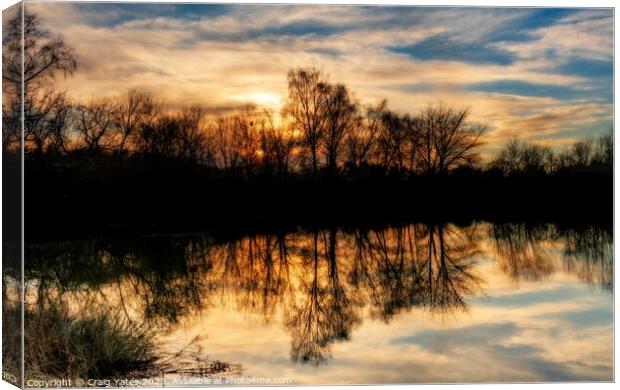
[21,222,613,384]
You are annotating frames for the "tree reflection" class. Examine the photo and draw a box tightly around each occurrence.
[25,236,210,325]
[213,234,294,323]
[348,224,483,321]
[285,229,361,366]
[418,224,483,312]
[24,221,612,373]
[490,223,556,282]
[490,223,613,289]
[558,225,613,290]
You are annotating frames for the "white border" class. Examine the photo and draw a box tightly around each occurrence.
[0,1,616,390]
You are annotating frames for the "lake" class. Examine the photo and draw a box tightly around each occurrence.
[20,221,613,385]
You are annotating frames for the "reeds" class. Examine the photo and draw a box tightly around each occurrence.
[24,302,155,380]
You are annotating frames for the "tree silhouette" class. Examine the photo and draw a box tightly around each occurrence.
[415,104,485,175]
[282,67,330,175]
[256,110,297,180]
[320,83,359,175]
[492,133,613,176]
[345,100,386,169]
[133,106,210,161]
[113,89,156,155]
[28,91,73,154]
[2,8,76,153]
[75,98,115,153]
[376,110,410,174]
[491,139,555,176]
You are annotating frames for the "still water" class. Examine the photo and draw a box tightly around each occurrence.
[23,222,613,384]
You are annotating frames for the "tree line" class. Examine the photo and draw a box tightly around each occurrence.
[3,10,612,182]
[490,135,612,176]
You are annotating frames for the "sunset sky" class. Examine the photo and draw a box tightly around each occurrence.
[26,2,613,156]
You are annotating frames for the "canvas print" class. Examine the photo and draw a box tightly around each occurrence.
[2,1,614,387]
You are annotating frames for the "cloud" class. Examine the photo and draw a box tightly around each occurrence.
[494,12,613,63]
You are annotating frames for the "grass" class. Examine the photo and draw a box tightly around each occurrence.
[2,302,22,385]
[8,292,238,384]
[24,302,156,380]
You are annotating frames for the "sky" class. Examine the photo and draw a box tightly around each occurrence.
[25,2,613,156]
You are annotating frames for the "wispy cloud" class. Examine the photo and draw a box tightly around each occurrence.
[495,11,613,63]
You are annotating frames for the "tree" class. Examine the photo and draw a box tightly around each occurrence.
[113,89,156,155]
[571,138,595,167]
[39,92,73,154]
[415,104,485,175]
[592,131,613,168]
[24,91,73,154]
[320,83,358,174]
[345,100,387,169]
[492,139,555,176]
[256,110,297,180]
[176,106,211,162]
[376,110,409,174]
[282,67,330,175]
[75,99,115,153]
[235,105,262,180]
[134,106,211,162]
[211,114,243,175]
[555,132,612,173]
[135,115,179,157]
[2,8,76,153]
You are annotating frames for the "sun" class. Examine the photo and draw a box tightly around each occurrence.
[245,92,282,108]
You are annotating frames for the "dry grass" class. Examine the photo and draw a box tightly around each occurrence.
[24,303,156,380]
[21,301,239,384]
[2,303,22,383]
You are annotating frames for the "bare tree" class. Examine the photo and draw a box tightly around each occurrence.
[571,137,595,167]
[345,100,387,168]
[113,89,156,155]
[209,106,264,177]
[133,106,211,162]
[211,114,243,174]
[236,105,261,180]
[2,8,76,152]
[555,132,612,172]
[491,139,555,175]
[376,110,409,174]
[177,106,211,162]
[593,130,613,167]
[41,92,73,154]
[320,83,358,174]
[415,104,485,175]
[257,110,297,180]
[23,91,73,154]
[282,67,330,175]
[3,10,76,90]
[75,99,115,152]
[134,115,178,157]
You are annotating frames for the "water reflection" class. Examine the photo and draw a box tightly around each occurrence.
[20,221,613,383]
[285,229,362,365]
[490,223,613,289]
